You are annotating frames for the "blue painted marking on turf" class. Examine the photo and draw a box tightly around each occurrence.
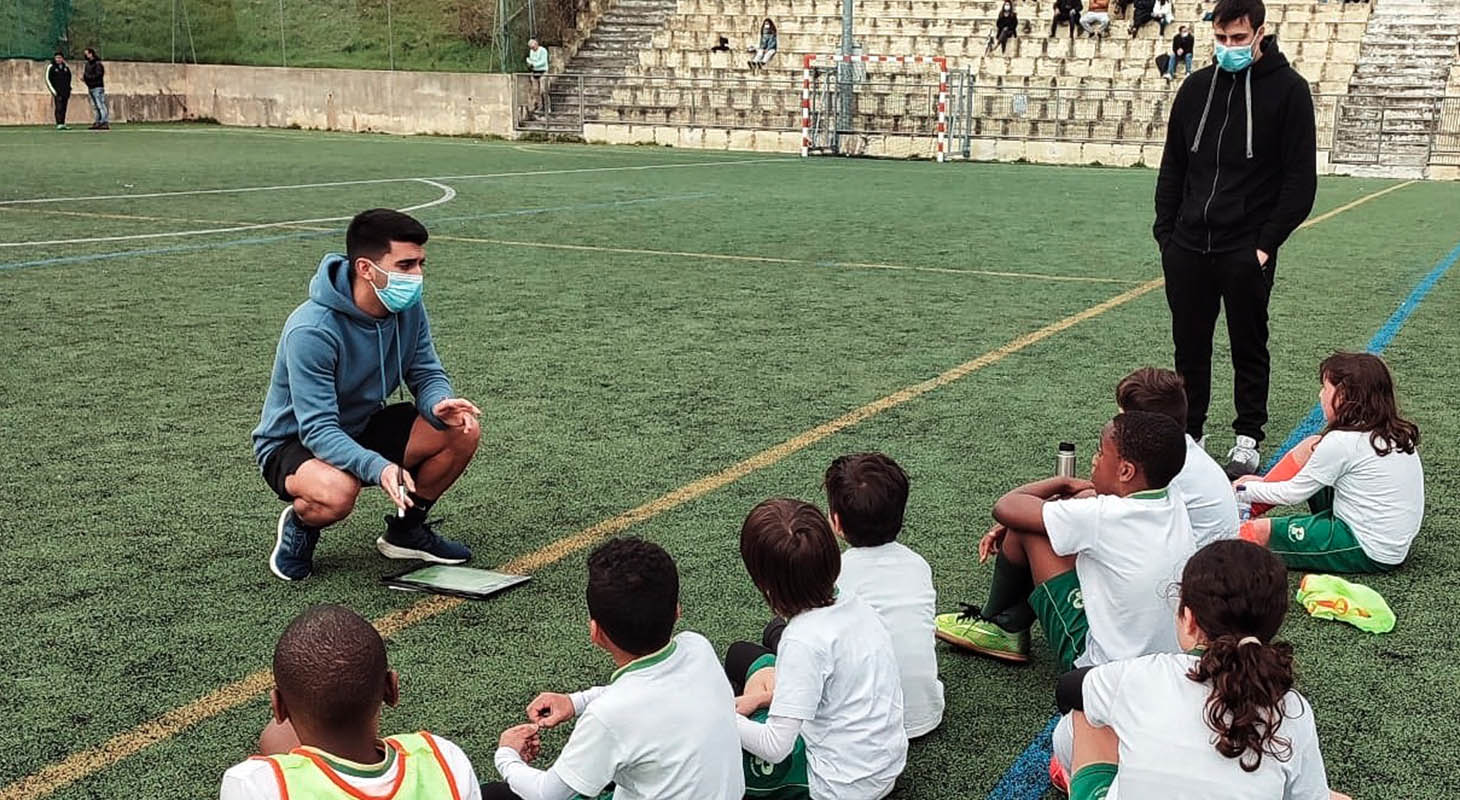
[1265,240,1460,466]
[0,193,713,273]
[986,240,1460,799]
[987,715,1059,800]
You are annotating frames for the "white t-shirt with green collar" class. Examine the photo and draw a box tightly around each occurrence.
[1042,487,1198,668]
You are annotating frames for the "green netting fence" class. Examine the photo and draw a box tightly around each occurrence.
[2,0,581,72]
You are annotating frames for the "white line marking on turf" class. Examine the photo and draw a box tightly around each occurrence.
[0,179,457,248]
[0,158,784,207]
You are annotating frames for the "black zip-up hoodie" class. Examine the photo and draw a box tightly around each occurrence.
[83,56,104,89]
[1153,36,1316,256]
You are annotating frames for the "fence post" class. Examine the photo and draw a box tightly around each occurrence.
[1377,106,1386,165]
[578,75,585,129]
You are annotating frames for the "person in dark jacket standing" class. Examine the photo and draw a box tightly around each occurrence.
[45,52,72,130]
[82,48,109,130]
[1154,0,1315,478]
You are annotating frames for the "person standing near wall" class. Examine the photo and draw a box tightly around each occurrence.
[525,38,549,112]
[1154,0,1316,478]
[45,52,72,131]
[82,48,109,130]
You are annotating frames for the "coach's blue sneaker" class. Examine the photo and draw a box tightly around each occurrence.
[270,506,321,581]
[377,515,471,564]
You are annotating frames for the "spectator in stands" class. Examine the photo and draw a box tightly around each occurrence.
[1167,24,1196,80]
[992,3,1020,54]
[712,35,731,53]
[1081,0,1112,37]
[526,38,549,112]
[45,51,72,131]
[748,19,777,70]
[1154,0,1317,478]
[82,48,108,130]
[1152,0,1175,34]
[1052,0,1084,38]
[1129,0,1156,35]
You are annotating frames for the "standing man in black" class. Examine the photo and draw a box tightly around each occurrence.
[1153,0,1316,478]
[83,48,109,130]
[45,52,72,131]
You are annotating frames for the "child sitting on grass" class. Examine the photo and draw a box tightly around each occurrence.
[935,411,1197,671]
[485,537,744,800]
[1117,367,1240,545]
[824,452,944,739]
[1059,539,1350,800]
[220,604,483,800]
[1236,351,1424,573]
[730,498,908,800]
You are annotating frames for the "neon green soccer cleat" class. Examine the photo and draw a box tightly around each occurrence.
[935,604,1030,663]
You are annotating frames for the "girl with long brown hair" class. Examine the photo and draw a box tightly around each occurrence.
[1059,540,1349,799]
[1235,351,1424,572]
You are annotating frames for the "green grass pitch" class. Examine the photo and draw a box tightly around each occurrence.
[2,124,1458,800]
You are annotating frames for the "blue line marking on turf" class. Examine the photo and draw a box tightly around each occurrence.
[0,193,713,273]
[985,240,1460,799]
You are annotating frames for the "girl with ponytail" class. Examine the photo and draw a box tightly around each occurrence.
[1057,540,1350,799]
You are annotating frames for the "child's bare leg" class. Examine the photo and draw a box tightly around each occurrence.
[1005,529,1078,586]
[1070,711,1118,771]
[258,718,301,755]
[1238,517,1273,547]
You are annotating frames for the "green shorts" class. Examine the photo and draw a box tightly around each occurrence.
[1269,510,1393,574]
[1070,763,1117,800]
[1028,570,1089,673]
[742,654,810,799]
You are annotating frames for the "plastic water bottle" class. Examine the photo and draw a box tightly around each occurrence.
[1235,485,1253,522]
[1055,442,1077,478]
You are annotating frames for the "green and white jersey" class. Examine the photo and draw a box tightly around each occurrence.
[550,632,745,800]
[1085,653,1330,799]
[219,732,481,800]
[1243,429,1424,565]
[1042,488,1197,667]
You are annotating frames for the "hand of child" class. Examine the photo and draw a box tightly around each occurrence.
[1232,474,1259,488]
[1061,477,1096,496]
[525,692,575,728]
[978,523,1009,563]
[735,691,771,717]
[499,723,542,762]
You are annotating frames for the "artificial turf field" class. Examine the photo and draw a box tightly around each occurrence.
[2,123,1458,800]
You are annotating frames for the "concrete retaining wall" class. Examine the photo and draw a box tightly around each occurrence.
[0,59,515,137]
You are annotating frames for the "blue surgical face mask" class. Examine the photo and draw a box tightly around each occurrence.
[368,260,423,312]
[1214,35,1258,72]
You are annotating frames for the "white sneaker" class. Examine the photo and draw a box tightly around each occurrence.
[1224,435,1261,479]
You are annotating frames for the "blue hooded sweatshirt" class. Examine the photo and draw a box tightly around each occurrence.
[251,254,454,484]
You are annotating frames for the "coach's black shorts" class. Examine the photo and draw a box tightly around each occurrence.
[261,403,418,502]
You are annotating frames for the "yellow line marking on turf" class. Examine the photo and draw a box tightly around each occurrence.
[1302,180,1416,228]
[431,234,1141,284]
[0,180,1412,800]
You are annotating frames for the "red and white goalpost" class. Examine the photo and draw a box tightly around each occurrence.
[801,53,950,161]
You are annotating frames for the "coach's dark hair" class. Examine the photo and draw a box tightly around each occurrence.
[1212,0,1266,29]
[1319,351,1419,457]
[345,208,429,265]
[1182,540,1296,772]
[1116,367,1189,432]
[824,452,909,547]
[586,537,679,656]
[1110,411,1186,489]
[273,605,389,728]
[740,498,838,618]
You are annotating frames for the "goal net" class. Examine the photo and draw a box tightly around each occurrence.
[800,54,950,161]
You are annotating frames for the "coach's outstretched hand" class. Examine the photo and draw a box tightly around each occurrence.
[526,692,575,728]
[434,398,481,436]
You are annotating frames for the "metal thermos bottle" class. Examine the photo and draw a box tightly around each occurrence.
[1055,442,1077,478]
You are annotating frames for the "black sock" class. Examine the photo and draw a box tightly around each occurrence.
[982,552,1036,630]
[402,493,435,527]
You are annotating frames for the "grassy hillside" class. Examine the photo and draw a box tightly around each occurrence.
[62,0,524,72]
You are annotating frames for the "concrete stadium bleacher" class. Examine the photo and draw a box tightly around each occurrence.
[548,0,1460,175]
